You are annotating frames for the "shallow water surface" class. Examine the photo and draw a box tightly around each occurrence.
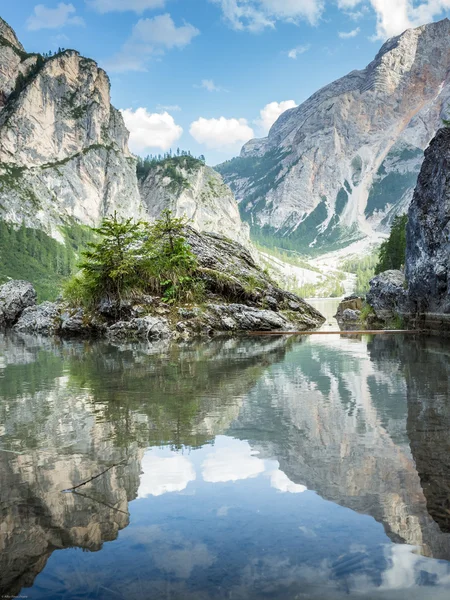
[1,332,450,599]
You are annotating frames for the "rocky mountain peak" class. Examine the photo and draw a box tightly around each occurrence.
[0,17,24,52]
[218,18,450,254]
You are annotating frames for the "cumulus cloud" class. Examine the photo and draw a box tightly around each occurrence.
[256,100,297,135]
[106,13,200,72]
[190,116,254,150]
[210,0,324,32]
[137,452,196,497]
[270,470,307,493]
[27,3,84,30]
[349,0,450,40]
[201,437,307,494]
[86,0,165,13]
[202,437,265,483]
[287,44,311,59]
[338,26,360,38]
[121,107,183,152]
[195,79,228,92]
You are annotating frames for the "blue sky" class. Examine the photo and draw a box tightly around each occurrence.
[2,0,450,165]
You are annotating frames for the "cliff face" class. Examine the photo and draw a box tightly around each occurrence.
[0,33,143,238]
[139,158,250,246]
[406,127,450,313]
[217,19,450,252]
[0,17,251,250]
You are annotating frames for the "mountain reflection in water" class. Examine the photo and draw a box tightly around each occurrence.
[1,332,450,599]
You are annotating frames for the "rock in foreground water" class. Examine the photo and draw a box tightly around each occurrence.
[0,281,37,327]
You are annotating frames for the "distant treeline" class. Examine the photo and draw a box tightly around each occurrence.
[136,150,206,181]
[0,220,93,301]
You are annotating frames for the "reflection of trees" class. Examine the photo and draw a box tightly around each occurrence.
[67,337,295,450]
[0,333,295,598]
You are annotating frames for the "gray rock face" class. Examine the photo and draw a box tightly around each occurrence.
[140,160,250,247]
[184,227,325,329]
[217,19,450,251]
[14,301,60,334]
[0,280,37,326]
[107,317,171,341]
[205,304,290,332]
[406,128,450,313]
[0,42,143,234]
[334,296,363,330]
[367,270,406,321]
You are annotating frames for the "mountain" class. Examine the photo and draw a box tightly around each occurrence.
[0,23,142,236]
[217,19,450,254]
[0,17,249,297]
[138,155,250,246]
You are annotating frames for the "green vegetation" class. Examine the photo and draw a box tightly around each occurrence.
[293,278,345,299]
[64,210,204,310]
[0,219,93,301]
[341,252,379,296]
[365,147,422,217]
[375,214,407,274]
[335,187,349,216]
[253,241,321,273]
[359,303,375,327]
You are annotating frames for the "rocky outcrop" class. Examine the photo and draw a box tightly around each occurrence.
[5,228,325,338]
[140,157,250,246]
[406,127,450,314]
[366,270,407,323]
[334,295,363,330]
[217,19,450,252]
[0,280,37,327]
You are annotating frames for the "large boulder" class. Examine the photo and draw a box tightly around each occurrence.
[0,280,37,327]
[184,227,325,330]
[366,270,406,321]
[334,296,363,330]
[406,127,450,313]
[14,302,60,334]
[107,317,171,341]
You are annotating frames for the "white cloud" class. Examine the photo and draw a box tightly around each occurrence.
[137,452,196,497]
[202,437,265,483]
[210,0,324,32]
[256,100,297,134]
[337,0,363,7]
[190,116,254,150]
[270,470,307,493]
[106,13,200,72]
[338,26,361,38]
[201,437,307,494]
[121,107,183,152]
[27,3,84,31]
[287,43,311,58]
[86,0,165,13]
[195,79,228,92]
[361,0,450,40]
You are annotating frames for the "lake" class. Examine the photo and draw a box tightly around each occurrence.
[1,331,450,600]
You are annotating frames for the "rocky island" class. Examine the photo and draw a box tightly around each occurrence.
[0,221,325,339]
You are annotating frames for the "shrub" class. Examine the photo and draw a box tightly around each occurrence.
[64,210,204,309]
[375,214,407,274]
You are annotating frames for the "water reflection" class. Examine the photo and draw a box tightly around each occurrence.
[0,332,450,598]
